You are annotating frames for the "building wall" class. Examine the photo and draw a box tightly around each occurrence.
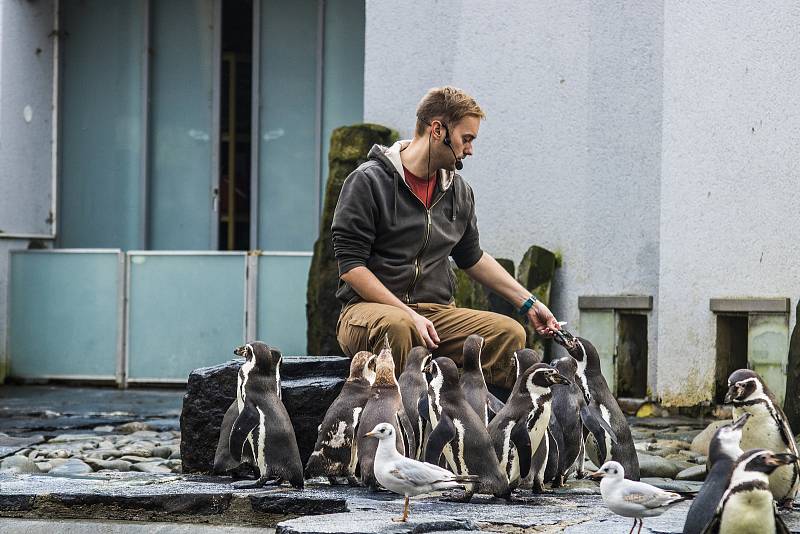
[365,1,664,389]
[0,0,56,380]
[657,0,800,404]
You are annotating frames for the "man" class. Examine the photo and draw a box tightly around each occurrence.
[331,86,560,390]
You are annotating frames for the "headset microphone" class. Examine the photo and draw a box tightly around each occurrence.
[442,124,464,170]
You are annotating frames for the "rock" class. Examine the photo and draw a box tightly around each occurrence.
[0,434,45,458]
[306,124,398,356]
[180,356,349,474]
[46,449,70,459]
[84,458,132,472]
[169,449,181,460]
[637,453,682,479]
[128,430,159,440]
[119,446,152,457]
[36,462,52,473]
[641,477,704,493]
[49,458,93,475]
[1,455,39,474]
[49,433,98,443]
[93,425,114,433]
[116,422,155,434]
[119,455,160,463]
[516,245,560,352]
[151,446,172,459]
[550,479,601,495]
[690,420,729,455]
[786,300,800,430]
[676,464,707,481]
[131,462,172,474]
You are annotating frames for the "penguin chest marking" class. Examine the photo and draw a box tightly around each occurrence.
[598,403,613,463]
[451,418,468,475]
[720,489,775,534]
[527,401,551,454]
[499,420,516,475]
[237,359,255,412]
[253,406,267,474]
[348,407,363,475]
[738,405,786,452]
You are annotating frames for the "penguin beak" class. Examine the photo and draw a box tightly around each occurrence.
[423,363,432,373]
[550,372,570,385]
[731,412,751,430]
[234,345,246,357]
[767,453,798,466]
[588,470,605,481]
[724,384,741,404]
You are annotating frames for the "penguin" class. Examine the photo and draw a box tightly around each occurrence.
[513,348,543,376]
[460,334,493,426]
[553,331,637,479]
[227,342,304,489]
[488,364,569,491]
[355,340,416,490]
[548,355,591,486]
[305,350,376,484]
[398,346,432,460]
[683,413,751,534]
[725,368,800,508]
[701,449,795,534]
[511,347,545,490]
[424,356,510,500]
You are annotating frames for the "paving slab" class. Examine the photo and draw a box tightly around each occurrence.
[1,472,799,533]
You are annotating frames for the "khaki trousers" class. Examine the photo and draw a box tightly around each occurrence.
[336,301,526,390]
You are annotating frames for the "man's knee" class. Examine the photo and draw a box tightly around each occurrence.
[489,315,526,350]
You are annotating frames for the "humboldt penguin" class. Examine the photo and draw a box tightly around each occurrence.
[554,331,637,480]
[726,368,800,507]
[682,413,750,534]
[548,355,591,485]
[398,346,432,459]
[702,449,795,534]
[356,340,416,490]
[488,364,569,491]
[305,350,376,484]
[425,357,510,500]
[511,347,545,490]
[460,334,494,426]
[227,342,304,489]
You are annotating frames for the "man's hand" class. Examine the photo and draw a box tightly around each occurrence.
[527,301,561,337]
[408,310,440,350]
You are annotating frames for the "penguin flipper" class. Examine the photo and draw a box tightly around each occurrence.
[581,406,619,443]
[418,394,430,424]
[510,419,532,479]
[396,410,417,458]
[698,513,720,534]
[487,393,505,420]
[229,402,260,463]
[424,413,456,465]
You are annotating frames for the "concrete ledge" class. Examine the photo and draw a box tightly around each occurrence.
[709,298,790,314]
[578,295,653,311]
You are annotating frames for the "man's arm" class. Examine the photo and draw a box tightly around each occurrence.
[463,252,560,336]
[341,267,441,350]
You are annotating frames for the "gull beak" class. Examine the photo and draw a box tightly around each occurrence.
[588,470,605,481]
[365,431,377,438]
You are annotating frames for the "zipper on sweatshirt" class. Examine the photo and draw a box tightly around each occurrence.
[404,193,446,303]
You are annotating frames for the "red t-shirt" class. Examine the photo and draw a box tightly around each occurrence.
[403,166,437,208]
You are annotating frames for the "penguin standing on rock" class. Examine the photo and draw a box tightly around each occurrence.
[726,368,800,508]
[305,350,376,484]
[682,413,751,534]
[554,331,637,480]
[356,340,416,490]
[227,342,304,489]
[702,449,796,534]
[398,346,431,459]
[424,357,510,501]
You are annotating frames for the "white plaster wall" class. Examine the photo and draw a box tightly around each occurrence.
[365,0,663,389]
[0,0,55,380]
[657,1,800,405]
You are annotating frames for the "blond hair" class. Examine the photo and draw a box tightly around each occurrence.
[415,86,485,136]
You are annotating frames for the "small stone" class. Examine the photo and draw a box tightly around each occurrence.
[98,441,114,449]
[49,458,93,475]
[131,462,172,474]
[119,455,161,463]
[676,464,707,481]
[93,425,115,433]
[641,477,704,493]
[129,430,159,440]
[696,455,708,465]
[151,446,172,459]
[637,453,682,479]
[46,449,70,459]
[42,410,61,418]
[691,420,730,455]
[118,446,151,457]
[36,462,52,473]
[84,458,132,472]
[169,450,181,460]
[116,422,155,434]
[677,449,702,461]
[49,434,98,443]
[1,455,39,474]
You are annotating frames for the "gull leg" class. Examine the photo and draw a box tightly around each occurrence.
[392,496,409,522]
[627,518,636,534]
[637,518,643,534]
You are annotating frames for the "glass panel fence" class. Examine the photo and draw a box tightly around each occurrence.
[257,253,312,355]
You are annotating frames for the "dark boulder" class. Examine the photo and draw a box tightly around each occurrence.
[181,356,349,474]
[306,124,399,356]
[784,300,800,427]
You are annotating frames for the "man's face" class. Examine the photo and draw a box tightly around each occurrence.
[449,115,480,162]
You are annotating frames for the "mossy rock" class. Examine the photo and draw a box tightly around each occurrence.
[306,124,399,356]
[517,246,559,353]
[784,300,800,427]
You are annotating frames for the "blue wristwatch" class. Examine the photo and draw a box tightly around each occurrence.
[518,295,538,316]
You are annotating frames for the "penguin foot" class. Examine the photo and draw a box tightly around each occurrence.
[442,490,473,503]
[777,497,795,510]
[531,480,545,494]
[347,475,361,487]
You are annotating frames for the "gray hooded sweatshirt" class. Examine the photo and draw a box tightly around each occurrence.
[332,140,483,307]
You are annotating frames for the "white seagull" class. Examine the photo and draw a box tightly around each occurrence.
[365,422,477,522]
[591,460,683,534]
